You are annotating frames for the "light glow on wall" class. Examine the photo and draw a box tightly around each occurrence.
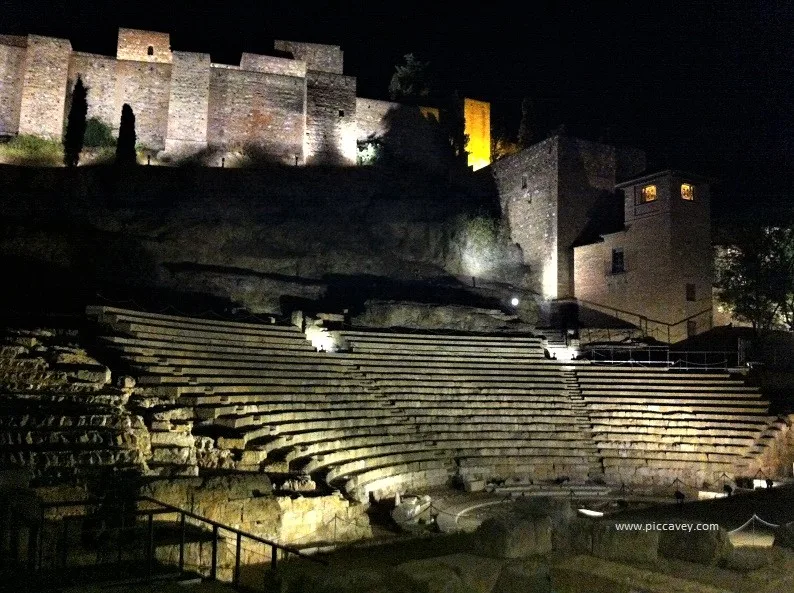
[463,98,491,171]
[542,254,558,299]
[305,326,339,352]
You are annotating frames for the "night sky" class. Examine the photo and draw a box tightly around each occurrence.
[3,0,792,214]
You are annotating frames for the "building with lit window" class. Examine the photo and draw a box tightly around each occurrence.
[492,137,713,343]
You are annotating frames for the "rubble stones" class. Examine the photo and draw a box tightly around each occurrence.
[473,516,553,559]
[591,521,659,564]
[658,525,733,565]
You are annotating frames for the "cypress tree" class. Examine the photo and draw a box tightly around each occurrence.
[63,76,88,167]
[115,103,137,166]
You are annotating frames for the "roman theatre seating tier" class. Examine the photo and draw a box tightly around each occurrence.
[336,330,600,500]
[569,364,776,486]
[88,306,595,500]
[86,306,776,500]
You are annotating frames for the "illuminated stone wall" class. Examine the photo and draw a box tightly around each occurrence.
[1,27,488,168]
[239,52,307,78]
[304,70,357,165]
[0,36,26,135]
[492,136,560,296]
[573,171,713,342]
[208,66,306,164]
[116,59,172,150]
[18,35,72,139]
[116,28,172,64]
[67,52,118,130]
[273,40,344,74]
[165,51,211,154]
[493,136,647,299]
[463,97,490,171]
[556,138,620,297]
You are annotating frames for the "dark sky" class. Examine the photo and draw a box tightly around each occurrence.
[3,0,792,211]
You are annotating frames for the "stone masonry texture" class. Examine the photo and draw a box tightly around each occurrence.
[18,35,72,139]
[0,36,26,135]
[165,51,211,154]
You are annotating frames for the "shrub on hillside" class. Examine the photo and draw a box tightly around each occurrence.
[0,134,63,166]
[83,117,115,148]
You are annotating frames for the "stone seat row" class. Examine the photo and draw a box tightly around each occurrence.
[100,335,315,356]
[591,428,761,445]
[341,329,542,344]
[288,433,596,468]
[342,461,451,502]
[134,361,567,381]
[343,354,561,368]
[88,305,305,336]
[586,409,771,423]
[576,375,747,386]
[218,413,588,449]
[106,322,314,350]
[582,401,768,414]
[210,399,575,429]
[158,384,571,401]
[266,427,595,461]
[301,442,597,477]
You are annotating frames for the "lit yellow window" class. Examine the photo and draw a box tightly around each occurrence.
[681,183,694,201]
[641,185,657,202]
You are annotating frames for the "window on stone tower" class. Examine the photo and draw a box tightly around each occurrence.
[686,283,696,302]
[147,46,154,56]
[681,183,694,201]
[611,248,625,274]
[338,109,344,117]
[521,175,528,190]
[640,184,657,203]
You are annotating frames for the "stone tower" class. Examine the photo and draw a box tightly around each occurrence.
[491,135,646,298]
[573,170,713,342]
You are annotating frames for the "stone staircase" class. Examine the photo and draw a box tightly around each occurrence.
[561,367,604,480]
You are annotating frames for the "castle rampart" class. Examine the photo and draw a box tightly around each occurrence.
[0,36,26,135]
[305,70,356,164]
[0,27,490,168]
[273,40,343,74]
[165,51,211,154]
[67,52,118,134]
[18,35,72,139]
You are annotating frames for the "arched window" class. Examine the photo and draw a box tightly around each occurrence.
[147,45,154,56]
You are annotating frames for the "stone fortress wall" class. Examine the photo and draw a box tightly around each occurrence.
[0,27,490,168]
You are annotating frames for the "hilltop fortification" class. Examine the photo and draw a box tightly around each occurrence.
[0,28,491,169]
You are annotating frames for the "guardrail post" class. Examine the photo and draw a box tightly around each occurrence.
[27,521,39,572]
[234,532,242,587]
[146,513,154,580]
[271,544,278,571]
[210,524,218,580]
[179,513,186,573]
[59,517,68,568]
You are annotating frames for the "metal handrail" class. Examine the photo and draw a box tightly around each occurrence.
[4,494,328,591]
[138,496,327,565]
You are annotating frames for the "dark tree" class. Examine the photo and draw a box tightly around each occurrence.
[716,226,794,330]
[441,92,468,168]
[388,54,435,104]
[517,97,535,148]
[63,76,88,167]
[115,103,137,166]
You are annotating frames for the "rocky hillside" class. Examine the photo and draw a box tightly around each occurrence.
[0,164,529,318]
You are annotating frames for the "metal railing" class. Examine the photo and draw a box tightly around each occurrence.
[1,495,327,591]
[579,345,740,369]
